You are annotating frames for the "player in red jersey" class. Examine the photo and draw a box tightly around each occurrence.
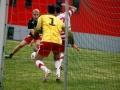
[5,9,41,58]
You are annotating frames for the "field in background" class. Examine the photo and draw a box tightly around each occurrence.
[3,40,120,90]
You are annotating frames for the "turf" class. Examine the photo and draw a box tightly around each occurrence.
[3,40,120,90]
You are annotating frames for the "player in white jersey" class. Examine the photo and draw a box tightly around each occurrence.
[56,3,80,51]
[57,3,74,31]
[53,3,80,81]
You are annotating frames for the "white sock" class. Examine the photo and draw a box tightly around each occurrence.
[59,53,64,66]
[55,60,61,78]
[60,59,63,65]
[36,60,48,73]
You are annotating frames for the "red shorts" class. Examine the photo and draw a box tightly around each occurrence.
[24,35,41,44]
[24,35,33,44]
[37,42,63,57]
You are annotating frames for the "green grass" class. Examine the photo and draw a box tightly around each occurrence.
[3,40,120,90]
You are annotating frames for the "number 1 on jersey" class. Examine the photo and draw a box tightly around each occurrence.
[49,18,55,26]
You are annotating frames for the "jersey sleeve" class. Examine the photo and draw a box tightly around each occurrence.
[68,9,74,17]
[28,19,37,29]
[58,18,65,32]
[35,16,42,31]
[28,20,34,29]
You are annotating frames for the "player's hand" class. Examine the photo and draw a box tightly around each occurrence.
[29,40,34,47]
[72,44,80,52]
[76,47,80,52]
[61,3,66,6]
[29,42,33,47]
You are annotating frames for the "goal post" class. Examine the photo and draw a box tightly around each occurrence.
[0,0,8,89]
[64,0,69,90]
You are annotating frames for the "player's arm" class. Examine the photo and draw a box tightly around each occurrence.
[27,19,36,38]
[34,16,43,35]
[61,3,77,12]
[59,18,65,32]
[69,5,77,13]
[61,3,77,15]
[29,29,35,36]
[68,31,80,52]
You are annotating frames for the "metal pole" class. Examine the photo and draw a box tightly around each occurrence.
[64,0,69,90]
[0,0,8,89]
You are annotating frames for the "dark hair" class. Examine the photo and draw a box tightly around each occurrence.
[48,5,55,14]
[56,1,62,7]
[55,5,62,13]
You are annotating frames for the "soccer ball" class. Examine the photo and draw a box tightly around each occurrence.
[31,52,36,60]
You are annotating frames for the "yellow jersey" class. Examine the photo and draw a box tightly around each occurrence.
[36,14,65,45]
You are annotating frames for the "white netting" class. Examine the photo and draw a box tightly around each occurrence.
[4,0,120,90]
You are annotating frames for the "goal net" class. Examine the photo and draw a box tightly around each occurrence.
[3,0,120,90]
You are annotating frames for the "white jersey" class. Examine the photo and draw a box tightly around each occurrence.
[57,9,74,45]
[57,9,74,31]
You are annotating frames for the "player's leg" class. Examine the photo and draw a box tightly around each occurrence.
[58,44,64,70]
[68,31,80,51]
[30,34,42,52]
[30,38,42,61]
[59,52,64,69]
[5,40,28,58]
[11,40,28,54]
[5,35,33,58]
[53,52,61,79]
[53,44,64,81]
[35,42,51,81]
[34,39,41,52]
[35,53,51,81]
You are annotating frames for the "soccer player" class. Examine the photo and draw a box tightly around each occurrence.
[56,3,80,51]
[5,9,41,58]
[34,5,65,82]
[54,3,80,75]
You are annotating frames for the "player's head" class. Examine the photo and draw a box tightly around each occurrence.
[32,9,40,20]
[56,1,62,7]
[47,5,55,14]
[55,5,62,14]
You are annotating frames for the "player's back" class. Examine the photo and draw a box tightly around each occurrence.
[57,9,75,45]
[57,10,73,31]
[39,14,64,45]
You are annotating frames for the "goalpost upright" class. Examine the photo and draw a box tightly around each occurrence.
[64,0,69,90]
[0,0,8,89]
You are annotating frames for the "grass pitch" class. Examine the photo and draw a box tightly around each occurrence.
[3,40,120,90]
